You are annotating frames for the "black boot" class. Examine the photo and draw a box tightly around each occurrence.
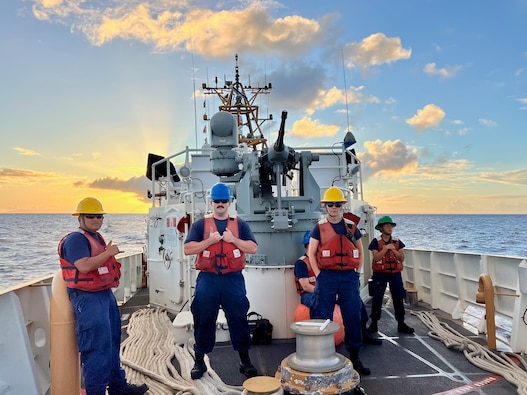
[239,351,258,377]
[191,352,207,379]
[398,321,415,334]
[367,320,378,334]
[362,323,382,345]
[350,348,370,376]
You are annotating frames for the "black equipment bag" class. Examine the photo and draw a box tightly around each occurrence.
[247,311,273,344]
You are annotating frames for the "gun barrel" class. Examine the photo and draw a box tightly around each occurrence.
[274,111,288,152]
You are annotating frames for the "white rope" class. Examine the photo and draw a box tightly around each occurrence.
[120,307,244,395]
[414,310,527,395]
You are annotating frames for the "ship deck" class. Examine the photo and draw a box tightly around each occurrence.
[120,288,519,395]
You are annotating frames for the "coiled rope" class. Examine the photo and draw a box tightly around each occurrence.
[120,307,244,395]
[414,310,527,395]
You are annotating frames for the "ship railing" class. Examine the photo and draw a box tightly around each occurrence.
[149,143,364,207]
[0,274,54,394]
[293,144,364,202]
[149,146,213,207]
[113,251,146,304]
[403,249,527,352]
[0,252,146,395]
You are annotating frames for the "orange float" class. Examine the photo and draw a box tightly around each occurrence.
[293,304,345,345]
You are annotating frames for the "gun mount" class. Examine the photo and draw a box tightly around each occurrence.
[148,55,371,269]
[145,55,375,341]
[207,107,322,266]
[268,111,290,163]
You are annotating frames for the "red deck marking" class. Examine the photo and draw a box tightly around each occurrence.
[432,374,502,394]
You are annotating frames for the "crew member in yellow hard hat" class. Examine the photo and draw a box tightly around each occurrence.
[58,197,148,395]
[295,229,381,346]
[367,216,414,335]
[307,186,371,376]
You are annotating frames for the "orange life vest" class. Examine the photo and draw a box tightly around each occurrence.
[316,218,360,270]
[294,255,316,294]
[195,215,246,274]
[372,237,403,273]
[58,229,121,291]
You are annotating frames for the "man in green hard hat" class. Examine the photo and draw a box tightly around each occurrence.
[367,216,414,335]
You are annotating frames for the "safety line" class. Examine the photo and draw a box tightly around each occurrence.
[414,310,527,394]
[431,374,502,394]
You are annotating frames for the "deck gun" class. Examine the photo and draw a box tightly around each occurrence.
[208,109,322,265]
[259,111,299,198]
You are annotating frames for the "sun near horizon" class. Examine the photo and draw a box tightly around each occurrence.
[1,184,527,215]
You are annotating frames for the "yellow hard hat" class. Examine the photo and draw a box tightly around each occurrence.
[320,187,347,203]
[72,197,106,216]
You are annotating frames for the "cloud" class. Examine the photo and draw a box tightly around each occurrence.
[31,1,330,59]
[416,159,473,179]
[423,62,461,79]
[478,118,497,127]
[305,86,379,115]
[306,87,346,115]
[358,139,418,179]
[406,104,445,132]
[88,176,151,201]
[478,169,527,186]
[515,68,526,77]
[268,63,329,113]
[0,168,53,183]
[289,117,340,139]
[344,33,411,70]
[13,147,41,156]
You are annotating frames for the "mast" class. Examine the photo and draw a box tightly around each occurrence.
[201,54,273,150]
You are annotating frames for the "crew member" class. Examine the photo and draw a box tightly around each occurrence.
[184,183,258,380]
[59,197,148,395]
[308,186,371,376]
[367,216,414,335]
[296,230,381,345]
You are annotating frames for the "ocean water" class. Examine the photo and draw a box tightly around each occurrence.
[0,214,148,289]
[382,214,527,257]
[1,213,526,289]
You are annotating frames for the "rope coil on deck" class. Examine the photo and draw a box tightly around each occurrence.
[414,310,527,395]
[120,307,244,395]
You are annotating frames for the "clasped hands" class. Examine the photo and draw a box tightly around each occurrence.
[208,227,236,244]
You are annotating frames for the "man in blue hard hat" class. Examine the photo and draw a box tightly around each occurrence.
[184,182,259,380]
[367,216,414,335]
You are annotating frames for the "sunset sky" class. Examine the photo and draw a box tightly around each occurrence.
[1,0,527,214]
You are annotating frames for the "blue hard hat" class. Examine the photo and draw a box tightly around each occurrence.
[210,183,233,200]
[302,231,311,245]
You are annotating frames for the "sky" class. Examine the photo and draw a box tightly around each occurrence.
[1,0,527,214]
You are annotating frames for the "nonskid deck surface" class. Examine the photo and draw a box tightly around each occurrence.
[120,290,518,394]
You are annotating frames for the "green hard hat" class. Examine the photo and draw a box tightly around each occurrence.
[375,215,396,230]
